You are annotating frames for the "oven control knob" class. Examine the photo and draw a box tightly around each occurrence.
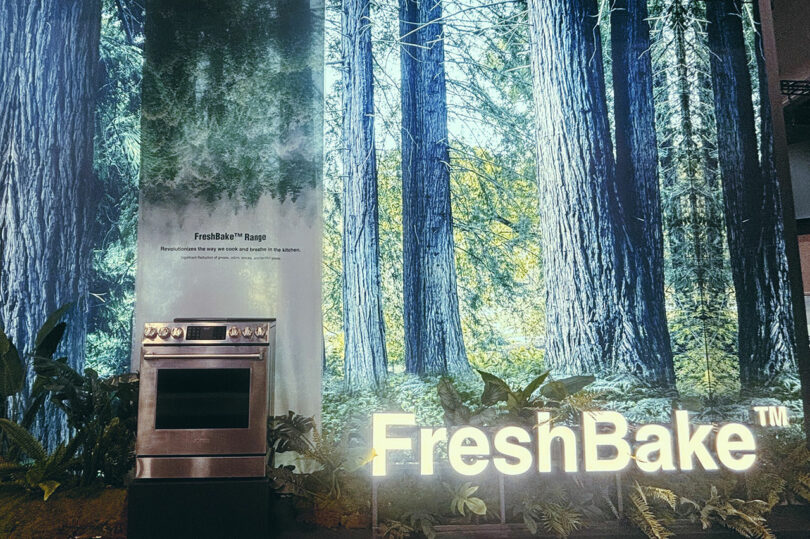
[157,326,171,339]
[144,326,158,339]
[255,326,267,339]
[228,326,241,339]
[170,327,184,339]
[242,326,253,338]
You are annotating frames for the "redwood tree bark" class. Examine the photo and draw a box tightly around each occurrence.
[400,0,468,375]
[342,0,388,388]
[527,0,673,385]
[706,0,795,385]
[751,0,796,376]
[611,0,675,386]
[0,0,101,446]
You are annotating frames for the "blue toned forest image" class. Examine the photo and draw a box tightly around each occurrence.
[1,0,809,536]
[23,0,803,445]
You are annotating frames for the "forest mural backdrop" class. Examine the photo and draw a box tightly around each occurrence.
[1,0,806,444]
[321,0,803,414]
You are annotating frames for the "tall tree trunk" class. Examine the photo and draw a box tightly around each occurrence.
[611,0,675,386]
[527,0,672,385]
[0,0,100,446]
[696,62,727,307]
[672,3,705,308]
[342,0,388,388]
[751,0,796,381]
[706,0,795,385]
[399,0,468,375]
[653,52,688,297]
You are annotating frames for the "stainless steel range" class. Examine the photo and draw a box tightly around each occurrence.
[136,318,276,479]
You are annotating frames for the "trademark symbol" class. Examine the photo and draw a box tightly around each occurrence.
[751,405,789,427]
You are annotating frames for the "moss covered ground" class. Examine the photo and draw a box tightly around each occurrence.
[0,486,126,538]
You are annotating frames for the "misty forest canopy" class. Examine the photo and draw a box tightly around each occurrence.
[2,0,799,433]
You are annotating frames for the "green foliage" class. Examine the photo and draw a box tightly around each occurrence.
[438,370,595,426]
[0,419,79,500]
[268,411,315,456]
[745,425,810,505]
[0,328,24,402]
[0,306,75,457]
[322,372,487,435]
[437,377,497,427]
[11,305,140,487]
[378,519,415,539]
[267,411,372,501]
[141,0,321,207]
[32,359,138,487]
[0,419,46,463]
[696,486,774,539]
[587,374,676,423]
[615,474,778,539]
[380,512,437,539]
[447,482,487,517]
[88,0,142,376]
[519,500,583,538]
[626,483,677,539]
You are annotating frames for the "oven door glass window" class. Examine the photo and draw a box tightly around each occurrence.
[155,369,251,429]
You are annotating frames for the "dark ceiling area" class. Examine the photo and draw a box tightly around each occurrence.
[785,97,810,144]
[774,0,810,144]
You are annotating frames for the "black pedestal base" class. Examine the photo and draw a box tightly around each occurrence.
[128,478,270,539]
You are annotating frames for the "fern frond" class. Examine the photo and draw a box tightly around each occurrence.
[628,490,673,539]
[0,419,45,461]
[536,502,582,538]
[41,442,76,479]
[792,472,810,503]
[0,459,26,477]
[639,485,678,510]
[699,486,775,539]
[722,515,774,539]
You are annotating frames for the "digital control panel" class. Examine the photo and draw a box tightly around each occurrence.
[186,325,227,341]
[143,321,273,345]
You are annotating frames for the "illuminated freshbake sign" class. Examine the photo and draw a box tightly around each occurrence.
[371,408,788,477]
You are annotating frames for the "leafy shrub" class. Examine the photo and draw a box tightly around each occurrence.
[0,419,78,500]
[0,306,138,491]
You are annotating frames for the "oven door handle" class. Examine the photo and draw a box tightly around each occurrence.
[142,353,263,361]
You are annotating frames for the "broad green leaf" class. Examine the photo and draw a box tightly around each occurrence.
[464,484,479,497]
[437,378,471,425]
[519,371,550,401]
[39,480,60,501]
[466,497,487,516]
[0,330,24,398]
[506,392,520,411]
[477,370,510,406]
[34,322,66,359]
[469,407,497,427]
[541,375,595,401]
[0,328,9,355]
[20,392,48,430]
[541,381,568,401]
[34,303,72,351]
[556,375,595,396]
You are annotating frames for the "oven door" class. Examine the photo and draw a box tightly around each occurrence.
[136,345,268,457]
